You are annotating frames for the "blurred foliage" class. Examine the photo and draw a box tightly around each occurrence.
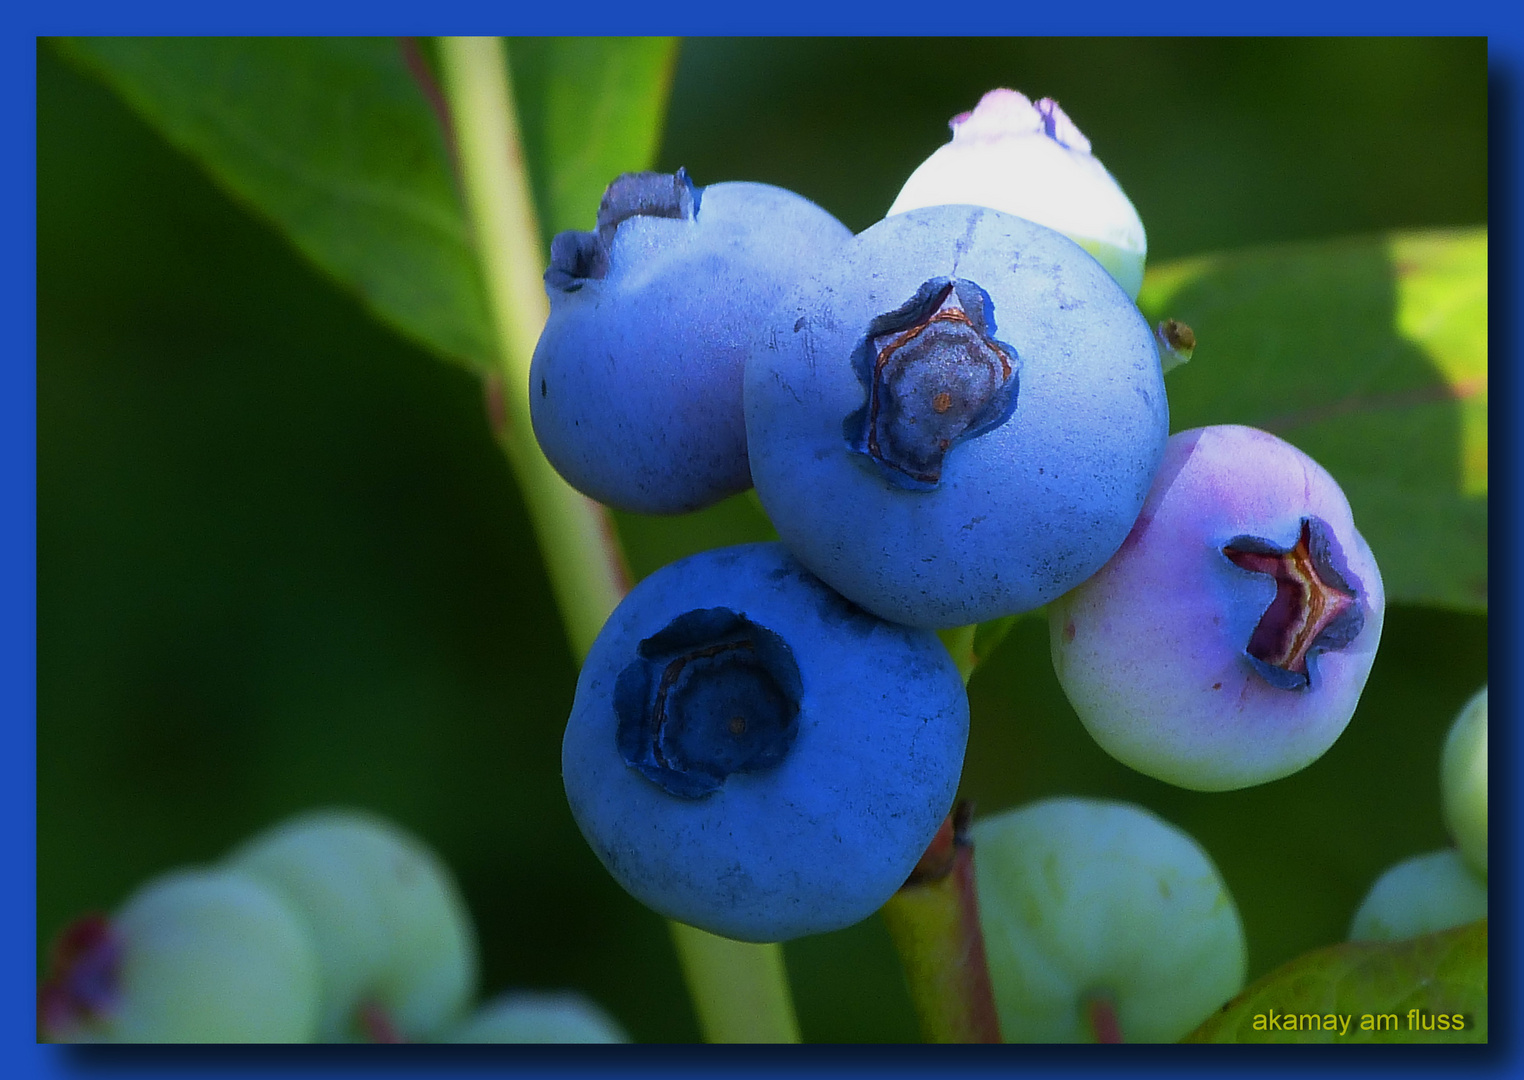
[507,37,680,241]
[56,36,496,372]
[655,38,1486,253]
[39,37,1486,1043]
[1138,230,1488,611]
[58,37,680,376]
[1186,919,1487,1043]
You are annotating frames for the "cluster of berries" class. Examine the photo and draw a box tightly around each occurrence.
[538,90,1389,1039]
[39,811,626,1043]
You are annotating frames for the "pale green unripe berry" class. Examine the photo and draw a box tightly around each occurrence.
[971,798,1246,1043]
[443,991,629,1043]
[1441,686,1487,877]
[1348,848,1486,942]
[226,809,477,1042]
[888,89,1147,299]
[62,868,323,1043]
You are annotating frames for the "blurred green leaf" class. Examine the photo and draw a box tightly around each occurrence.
[55,36,679,375]
[1185,919,1486,1043]
[612,491,778,585]
[1139,230,1487,612]
[56,37,495,371]
[507,38,679,241]
[972,614,1027,670]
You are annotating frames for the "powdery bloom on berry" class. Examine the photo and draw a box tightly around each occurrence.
[888,90,1147,299]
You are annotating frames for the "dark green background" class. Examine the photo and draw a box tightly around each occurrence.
[38,38,1487,1042]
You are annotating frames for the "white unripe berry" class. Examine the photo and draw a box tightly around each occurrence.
[888,89,1147,298]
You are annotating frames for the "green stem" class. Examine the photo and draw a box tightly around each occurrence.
[880,801,1003,1043]
[670,923,802,1043]
[937,625,978,685]
[435,36,799,1045]
[436,34,627,661]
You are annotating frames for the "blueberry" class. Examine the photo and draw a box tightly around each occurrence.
[1348,849,1487,942]
[443,991,629,1044]
[1441,686,1487,877]
[562,542,969,942]
[226,810,478,1042]
[1049,425,1386,792]
[888,89,1148,299]
[971,798,1246,1043]
[39,869,322,1043]
[530,170,853,514]
[745,204,1168,628]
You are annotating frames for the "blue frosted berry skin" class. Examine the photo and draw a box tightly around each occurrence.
[530,172,853,515]
[563,542,969,943]
[745,204,1168,628]
[1049,425,1386,792]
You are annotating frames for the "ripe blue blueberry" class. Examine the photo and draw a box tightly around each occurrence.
[562,542,969,942]
[530,169,852,515]
[745,203,1168,628]
[1050,425,1386,792]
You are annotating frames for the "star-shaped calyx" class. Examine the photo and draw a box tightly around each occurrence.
[1222,516,1365,691]
[544,168,701,292]
[844,277,1019,491]
[614,608,802,799]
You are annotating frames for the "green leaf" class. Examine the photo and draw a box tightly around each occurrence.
[1139,230,1487,612]
[971,614,1028,670]
[612,491,778,585]
[55,37,496,372]
[507,38,680,241]
[1185,919,1486,1043]
[54,36,679,375]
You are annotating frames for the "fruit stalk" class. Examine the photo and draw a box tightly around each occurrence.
[435,35,799,1044]
[880,802,1002,1043]
[669,923,802,1043]
[436,35,627,661]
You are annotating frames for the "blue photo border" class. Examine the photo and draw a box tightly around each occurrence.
[13,4,1520,1078]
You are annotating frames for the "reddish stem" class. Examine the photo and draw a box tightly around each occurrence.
[882,800,1003,1043]
[357,1000,408,1043]
[1085,993,1125,1044]
[397,37,460,171]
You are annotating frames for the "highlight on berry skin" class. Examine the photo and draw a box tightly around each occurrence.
[843,277,1019,491]
[614,607,802,799]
